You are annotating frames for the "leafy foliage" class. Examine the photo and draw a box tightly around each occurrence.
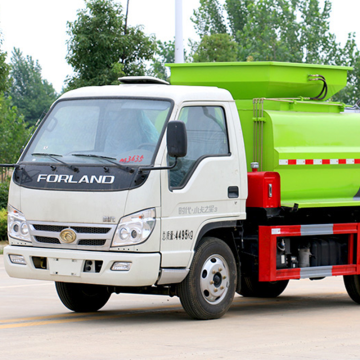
[0,94,32,164]
[193,34,237,62]
[66,0,156,90]
[331,34,360,104]
[236,0,302,62]
[0,34,31,229]
[192,0,343,63]
[0,208,7,241]
[150,40,189,81]
[0,181,9,210]
[150,40,175,81]
[9,48,58,127]
[192,0,227,36]
[0,32,10,93]
[224,0,249,36]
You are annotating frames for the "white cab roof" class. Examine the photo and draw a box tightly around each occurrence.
[60,83,234,103]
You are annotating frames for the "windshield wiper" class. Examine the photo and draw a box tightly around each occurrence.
[71,153,135,174]
[32,153,79,173]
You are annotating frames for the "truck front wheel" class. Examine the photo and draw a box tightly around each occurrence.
[344,275,360,304]
[177,237,237,320]
[55,282,111,312]
[239,276,289,298]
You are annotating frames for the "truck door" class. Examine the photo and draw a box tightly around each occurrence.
[160,103,243,268]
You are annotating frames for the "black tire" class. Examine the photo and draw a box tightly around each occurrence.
[55,282,111,312]
[239,276,288,298]
[344,275,360,304]
[177,237,237,320]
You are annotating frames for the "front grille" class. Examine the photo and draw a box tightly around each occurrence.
[33,225,67,232]
[33,224,111,234]
[71,227,111,234]
[35,236,61,244]
[78,239,106,246]
[30,221,116,250]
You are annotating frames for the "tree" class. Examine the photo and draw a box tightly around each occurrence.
[192,0,227,37]
[193,34,237,62]
[150,40,175,81]
[192,0,339,63]
[224,0,250,36]
[0,35,30,185]
[0,32,10,93]
[332,38,360,104]
[65,0,156,90]
[9,48,58,127]
[236,0,302,62]
[0,94,31,165]
[150,40,190,81]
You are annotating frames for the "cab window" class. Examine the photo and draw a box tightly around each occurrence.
[169,106,229,188]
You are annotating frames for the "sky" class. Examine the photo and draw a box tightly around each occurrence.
[0,0,359,93]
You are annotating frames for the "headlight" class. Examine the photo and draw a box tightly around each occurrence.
[8,205,31,242]
[111,208,156,247]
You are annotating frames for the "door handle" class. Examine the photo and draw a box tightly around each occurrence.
[228,186,239,198]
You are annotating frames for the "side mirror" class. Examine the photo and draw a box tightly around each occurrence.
[138,121,187,174]
[167,121,187,158]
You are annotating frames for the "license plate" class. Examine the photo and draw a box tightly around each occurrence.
[48,258,82,277]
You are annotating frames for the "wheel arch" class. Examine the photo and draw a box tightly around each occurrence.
[193,220,241,291]
[194,221,237,250]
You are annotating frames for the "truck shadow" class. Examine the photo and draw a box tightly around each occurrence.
[76,291,356,324]
[228,292,355,317]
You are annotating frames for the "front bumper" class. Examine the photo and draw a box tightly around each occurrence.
[4,245,161,287]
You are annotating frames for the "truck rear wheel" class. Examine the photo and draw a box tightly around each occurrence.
[55,282,111,312]
[344,275,360,304]
[239,276,289,298]
[177,237,237,320]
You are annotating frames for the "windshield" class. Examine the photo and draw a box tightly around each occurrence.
[22,98,172,166]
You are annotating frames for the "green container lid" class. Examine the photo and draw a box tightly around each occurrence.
[167,62,351,100]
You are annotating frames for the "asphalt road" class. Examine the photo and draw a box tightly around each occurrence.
[1,253,360,360]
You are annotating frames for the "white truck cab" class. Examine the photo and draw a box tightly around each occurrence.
[4,79,247,319]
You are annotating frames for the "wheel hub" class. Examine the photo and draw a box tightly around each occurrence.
[200,254,230,304]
